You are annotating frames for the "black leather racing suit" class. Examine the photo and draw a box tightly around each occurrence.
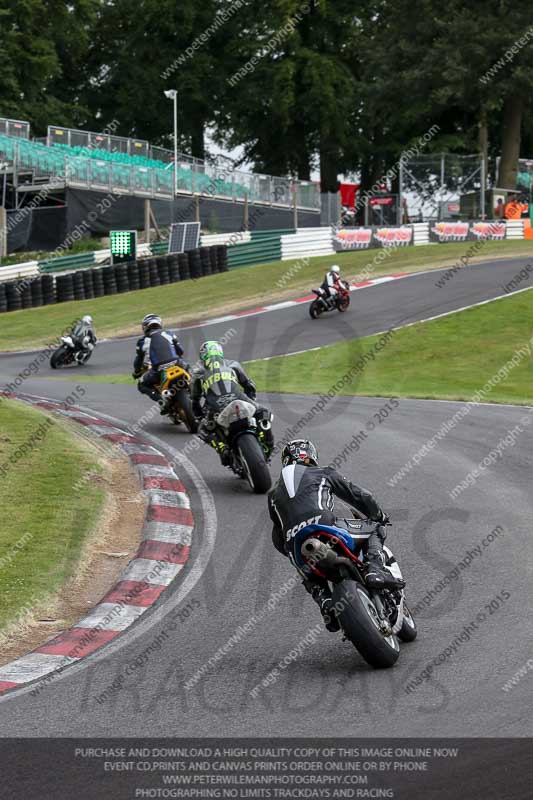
[268,463,393,601]
[191,358,273,459]
[133,330,186,401]
[268,464,386,556]
[191,357,257,417]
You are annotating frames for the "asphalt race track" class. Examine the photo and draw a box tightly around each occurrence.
[0,256,532,738]
[1,254,531,371]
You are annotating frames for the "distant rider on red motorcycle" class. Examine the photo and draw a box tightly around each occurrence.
[320,264,343,303]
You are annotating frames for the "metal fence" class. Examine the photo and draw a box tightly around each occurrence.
[0,135,320,209]
[47,125,150,157]
[44,125,320,209]
[0,118,30,139]
[400,153,484,221]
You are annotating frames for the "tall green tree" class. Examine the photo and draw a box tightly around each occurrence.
[216,0,362,188]
[83,0,235,158]
[0,0,96,132]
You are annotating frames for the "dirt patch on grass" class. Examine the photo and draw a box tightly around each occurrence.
[0,437,146,667]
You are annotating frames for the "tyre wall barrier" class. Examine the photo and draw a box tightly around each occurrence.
[0,244,228,313]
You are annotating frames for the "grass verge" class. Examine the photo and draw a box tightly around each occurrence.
[246,288,533,405]
[0,399,106,631]
[1,240,532,352]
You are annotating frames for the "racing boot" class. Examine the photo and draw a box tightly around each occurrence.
[138,382,161,404]
[199,423,231,466]
[216,440,231,466]
[257,425,274,462]
[365,528,405,590]
[159,388,174,417]
[304,579,341,633]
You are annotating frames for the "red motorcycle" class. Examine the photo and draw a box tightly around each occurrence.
[309,279,350,319]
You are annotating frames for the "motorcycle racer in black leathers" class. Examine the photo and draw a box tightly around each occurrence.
[268,439,404,631]
[132,314,187,415]
[191,340,274,464]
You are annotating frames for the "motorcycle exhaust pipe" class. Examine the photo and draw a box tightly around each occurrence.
[301,538,360,577]
[301,538,338,567]
[259,418,271,431]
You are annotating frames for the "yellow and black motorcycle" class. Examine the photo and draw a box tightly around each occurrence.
[140,364,198,433]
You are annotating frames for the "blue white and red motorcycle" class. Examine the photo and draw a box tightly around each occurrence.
[291,516,416,668]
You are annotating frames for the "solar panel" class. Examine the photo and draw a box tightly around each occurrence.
[168,224,185,254]
[168,222,201,254]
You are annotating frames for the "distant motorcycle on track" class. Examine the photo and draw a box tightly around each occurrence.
[309,280,351,319]
[50,334,95,368]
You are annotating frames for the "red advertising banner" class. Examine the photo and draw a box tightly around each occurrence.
[374,226,413,246]
[430,220,507,243]
[333,226,413,251]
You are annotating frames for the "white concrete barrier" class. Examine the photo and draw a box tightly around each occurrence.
[281,227,334,261]
[0,261,39,281]
[505,220,524,240]
[412,222,430,245]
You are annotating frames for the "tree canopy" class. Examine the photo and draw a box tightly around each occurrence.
[1,0,532,189]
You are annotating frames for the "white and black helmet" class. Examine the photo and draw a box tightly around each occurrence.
[82,315,93,325]
[281,439,319,467]
[330,265,341,275]
[142,314,162,334]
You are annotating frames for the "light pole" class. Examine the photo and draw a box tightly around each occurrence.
[164,89,178,196]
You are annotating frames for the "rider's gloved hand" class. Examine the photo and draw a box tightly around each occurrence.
[374,510,390,525]
[244,382,257,401]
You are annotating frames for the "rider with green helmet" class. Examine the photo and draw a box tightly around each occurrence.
[191,340,273,464]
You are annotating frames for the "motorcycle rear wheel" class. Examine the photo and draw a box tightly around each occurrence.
[175,388,198,433]
[332,580,400,668]
[237,433,271,494]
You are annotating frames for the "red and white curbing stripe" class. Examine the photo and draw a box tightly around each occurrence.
[0,393,194,696]
[180,273,410,329]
